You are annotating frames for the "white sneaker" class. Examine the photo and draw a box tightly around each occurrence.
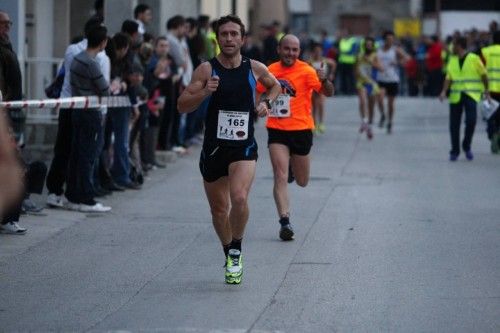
[0,221,27,235]
[65,201,81,211]
[172,145,187,154]
[46,193,65,208]
[79,202,111,213]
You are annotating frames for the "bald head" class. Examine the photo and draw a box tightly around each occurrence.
[278,34,300,47]
[277,34,301,67]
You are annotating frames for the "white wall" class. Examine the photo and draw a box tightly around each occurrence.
[29,0,54,99]
[423,17,437,36]
[440,11,500,37]
[105,0,136,35]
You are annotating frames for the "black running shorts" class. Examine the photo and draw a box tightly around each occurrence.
[199,140,258,183]
[267,128,313,156]
[377,81,399,97]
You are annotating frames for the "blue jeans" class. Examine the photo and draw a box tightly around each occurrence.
[105,107,131,185]
[449,93,477,156]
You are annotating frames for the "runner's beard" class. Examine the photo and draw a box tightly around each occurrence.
[281,57,296,67]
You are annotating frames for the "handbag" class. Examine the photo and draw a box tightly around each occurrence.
[44,64,65,98]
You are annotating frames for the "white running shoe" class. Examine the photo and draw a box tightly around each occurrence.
[366,125,373,140]
[65,201,81,211]
[79,202,111,213]
[172,146,187,154]
[46,193,65,208]
[0,221,27,235]
[359,122,368,133]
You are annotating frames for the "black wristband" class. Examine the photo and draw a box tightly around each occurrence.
[264,98,272,109]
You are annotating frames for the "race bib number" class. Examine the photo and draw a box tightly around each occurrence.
[217,110,249,140]
[269,94,291,118]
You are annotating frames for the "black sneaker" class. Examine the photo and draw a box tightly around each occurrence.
[102,181,125,192]
[279,223,295,241]
[122,182,142,190]
[378,113,386,128]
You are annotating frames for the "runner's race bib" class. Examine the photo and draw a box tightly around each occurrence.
[269,94,291,118]
[217,110,249,140]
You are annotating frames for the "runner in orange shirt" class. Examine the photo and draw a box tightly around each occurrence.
[257,34,334,241]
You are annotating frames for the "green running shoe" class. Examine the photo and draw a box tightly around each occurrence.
[225,249,243,284]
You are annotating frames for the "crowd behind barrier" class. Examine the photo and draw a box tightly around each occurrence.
[0,3,499,234]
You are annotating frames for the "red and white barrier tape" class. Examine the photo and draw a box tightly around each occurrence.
[0,96,131,109]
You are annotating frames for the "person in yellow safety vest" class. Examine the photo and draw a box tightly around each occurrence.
[439,36,490,161]
[198,15,215,60]
[208,20,220,56]
[337,28,357,95]
[272,20,285,42]
[481,31,500,153]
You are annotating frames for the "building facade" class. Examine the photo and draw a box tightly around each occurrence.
[0,0,252,100]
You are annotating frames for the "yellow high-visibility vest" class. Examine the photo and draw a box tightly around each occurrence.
[208,31,220,56]
[441,49,448,73]
[446,53,487,104]
[339,38,356,64]
[481,44,500,93]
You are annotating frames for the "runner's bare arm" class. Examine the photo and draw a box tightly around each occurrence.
[251,60,281,117]
[320,79,334,97]
[372,55,384,71]
[177,62,215,113]
[439,78,451,102]
[251,60,281,102]
[326,58,337,72]
[355,61,370,83]
[396,47,410,65]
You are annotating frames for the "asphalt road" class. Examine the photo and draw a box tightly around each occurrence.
[1,97,499,332]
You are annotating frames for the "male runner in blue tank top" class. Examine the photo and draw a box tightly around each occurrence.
[178,15,281,284]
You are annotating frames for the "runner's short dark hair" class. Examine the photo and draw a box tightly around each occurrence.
[215,15,245,38]
[310,42,322,51]
[383,30,394,40]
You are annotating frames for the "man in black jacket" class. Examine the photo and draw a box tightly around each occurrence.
[0,10,24,144]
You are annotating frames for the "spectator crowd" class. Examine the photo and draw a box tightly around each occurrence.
[1,1,499,234]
